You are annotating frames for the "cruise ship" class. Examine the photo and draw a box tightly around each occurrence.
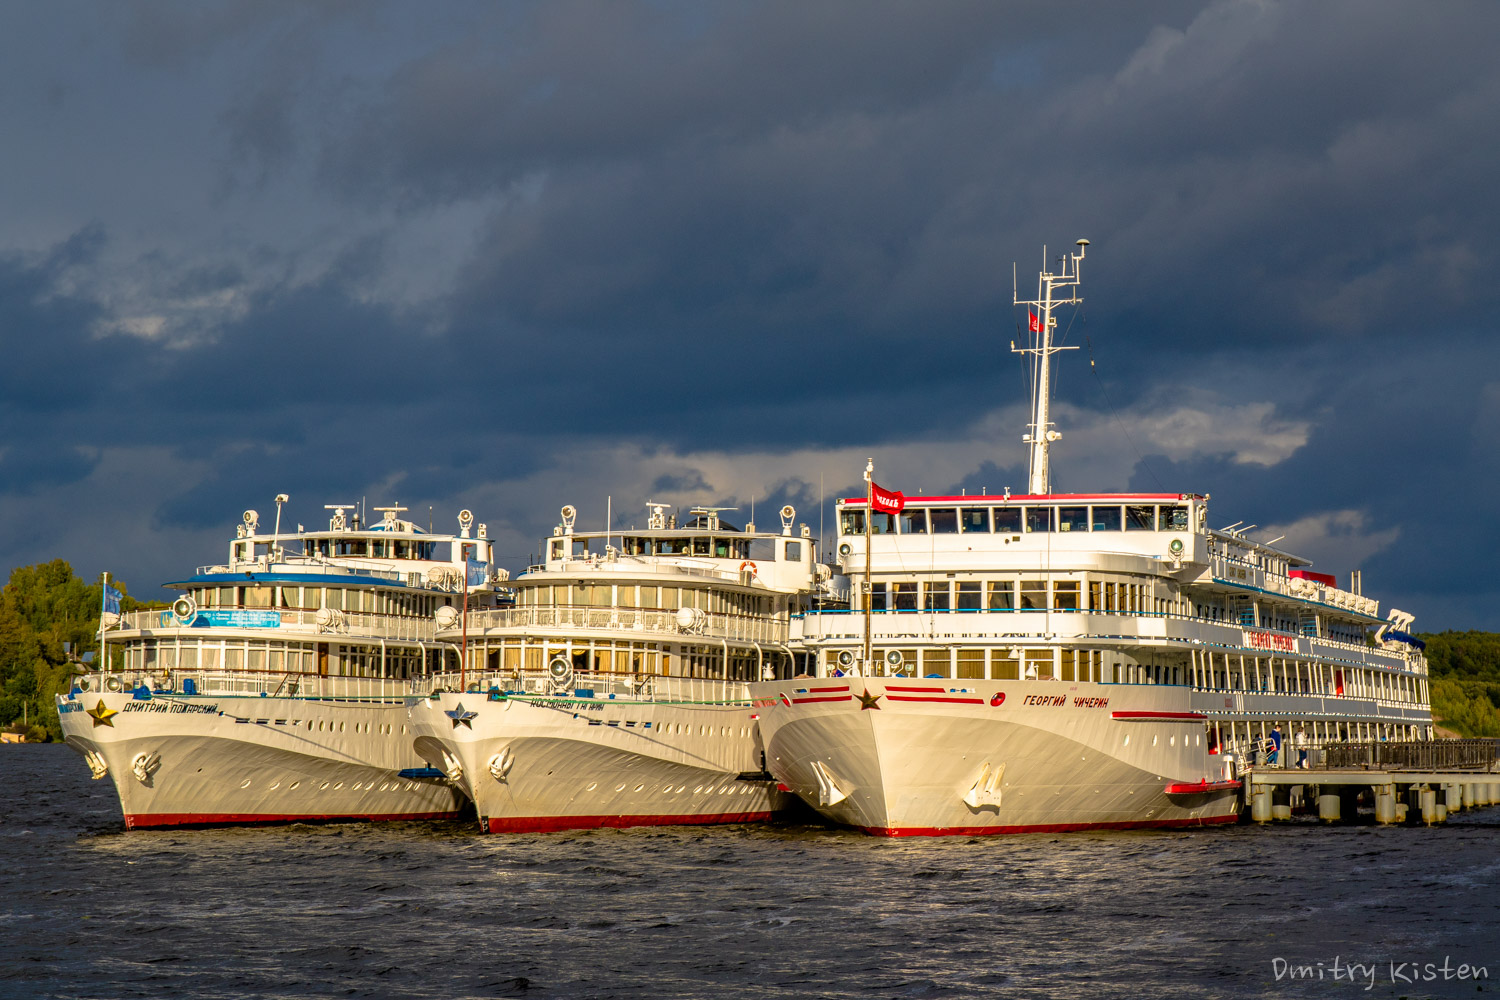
[409,501,840,832]
[57,500,500,828]
[756,240,1432,836]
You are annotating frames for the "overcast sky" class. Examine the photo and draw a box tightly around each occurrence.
[2,1,1497,630]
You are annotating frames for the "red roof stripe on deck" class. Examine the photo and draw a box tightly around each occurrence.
[842,492,1193,506]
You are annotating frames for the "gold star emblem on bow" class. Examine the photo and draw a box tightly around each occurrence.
[856,689,882,711]
[87,699,120,728]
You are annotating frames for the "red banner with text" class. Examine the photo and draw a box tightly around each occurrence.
[870,482,905,514]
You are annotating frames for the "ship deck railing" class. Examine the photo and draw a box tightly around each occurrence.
[114,607,439,642]
[72,668,427,701]
[462,605,790,644]
[427,668,756,706]
[794,608,1420,670]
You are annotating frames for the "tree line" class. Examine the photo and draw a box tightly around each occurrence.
[0,560,160,742]
[1420,631,1500,738]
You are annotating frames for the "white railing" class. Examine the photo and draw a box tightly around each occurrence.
[426,669,755,705]
[462,605,789,644]
[116,608,438,642]
[73,669,427,701]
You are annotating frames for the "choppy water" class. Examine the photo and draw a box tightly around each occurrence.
[3,745,1498,999]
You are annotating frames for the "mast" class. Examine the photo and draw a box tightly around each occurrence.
[1013,239,1089,494]
[863,458,874,675]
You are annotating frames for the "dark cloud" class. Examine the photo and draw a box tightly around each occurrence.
[1,1,1498,628]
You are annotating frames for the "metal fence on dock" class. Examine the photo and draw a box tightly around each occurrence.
[1320,739,1500,771]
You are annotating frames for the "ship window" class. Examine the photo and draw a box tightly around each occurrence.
[988,581,1015,610]
[900,509,928,534]
[1025,507,1053,533]
[870,512,895,534]
[990,649,1020,680]
[922,649,952,678]
[1092,506,1122,531]
[957,649,985,678]
[1159,505,1189,531]
[924,582,950,611]
[1053,581,1079,610]
[993,507,1022,533]
[692,537,711,555]
[959,507,991,532]
[550,539,564,560]
[715,538,732,559]
[1025,648,1053,680]
[1126,505,1155,531]
[244,586,272,608]
[1058,507,1089,533]
[868,583,888,612]
[956,581,981,611]
[1020,580,1047,610]
[784,541,802,561]
[929,509,959,534]
[893,582,918,611]
[840,510,865,535]
[658,538,688,554]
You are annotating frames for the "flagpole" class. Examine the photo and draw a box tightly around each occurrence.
[100,571,108,681]
[863,459,874,676]
[461,570,469,691]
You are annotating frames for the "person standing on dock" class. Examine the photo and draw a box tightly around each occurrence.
[1294,727,1309,769]
[1269,725,1283,767]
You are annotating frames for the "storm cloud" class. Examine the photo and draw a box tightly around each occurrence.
[1,0,1497,628]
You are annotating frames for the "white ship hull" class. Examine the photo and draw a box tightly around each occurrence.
[60,691,464,829]
[755,678,1241,836]
[411,690,793,833]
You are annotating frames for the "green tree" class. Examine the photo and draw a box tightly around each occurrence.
[1419,631,1500,737]
[0,561,157,741]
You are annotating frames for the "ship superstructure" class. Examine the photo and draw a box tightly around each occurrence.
[57,500,502,828]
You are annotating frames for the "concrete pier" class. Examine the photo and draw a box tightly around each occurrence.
[1243,766,1500,826]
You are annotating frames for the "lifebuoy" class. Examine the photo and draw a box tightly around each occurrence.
[739,561,758,577]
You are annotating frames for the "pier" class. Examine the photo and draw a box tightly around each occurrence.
[1242,739,1500,824]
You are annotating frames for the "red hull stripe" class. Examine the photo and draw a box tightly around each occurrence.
[792,695,852,704]
[1111,711,1207,722]
[806,686,850,693]
[885,695,986,704]
[123,810,460,830]
[884,685,947,693]
[485,810,775,834]
[1165,780,1242,794]
[858,813,1239,837]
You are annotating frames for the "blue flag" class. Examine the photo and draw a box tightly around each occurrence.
[103,584,123,616]
[466,560,489,588]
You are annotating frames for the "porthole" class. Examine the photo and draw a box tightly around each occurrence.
[320,781,330,790]
[339,722,345,733]
[586,782,598,791]
[676,785,686,793]
[240,779,252,789]
[289,781,300,790]
[693,785,704,794]
[1170,735,1176,747]
[270,781,281,790]
[615,783,626,792]
[1152,735,1159,747]
[334,781,344,789]
[634,784,645,792]
[1123,734,1131,747]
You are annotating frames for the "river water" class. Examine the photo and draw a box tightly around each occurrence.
[3,744,1497,999]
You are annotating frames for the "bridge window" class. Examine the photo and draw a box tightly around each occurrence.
[1053,581,1080,610]
[1058,507,1089,532]
[959,507,991,532]
[956,581,981,611]
[839,510,864,535]
[988,581,1015,610]
[867,583,888,611]
[871,512,895,534]
[929,508,959,534]
[1158,505,1189,530]
[924,582,950,611]
[1125,505,1155,531]
[1025,507,1053,532]
[1092,506,1122,531]
[893,582,918,611]
[900,509,928,534]
[1020,580,1047,610]
[784,541,802,561]
[993,507,1022,533]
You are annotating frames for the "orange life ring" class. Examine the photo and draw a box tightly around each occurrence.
[739,561,758,576]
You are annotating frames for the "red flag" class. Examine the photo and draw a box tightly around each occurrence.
[870,482,905,514]
[1028,312,1042,333]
